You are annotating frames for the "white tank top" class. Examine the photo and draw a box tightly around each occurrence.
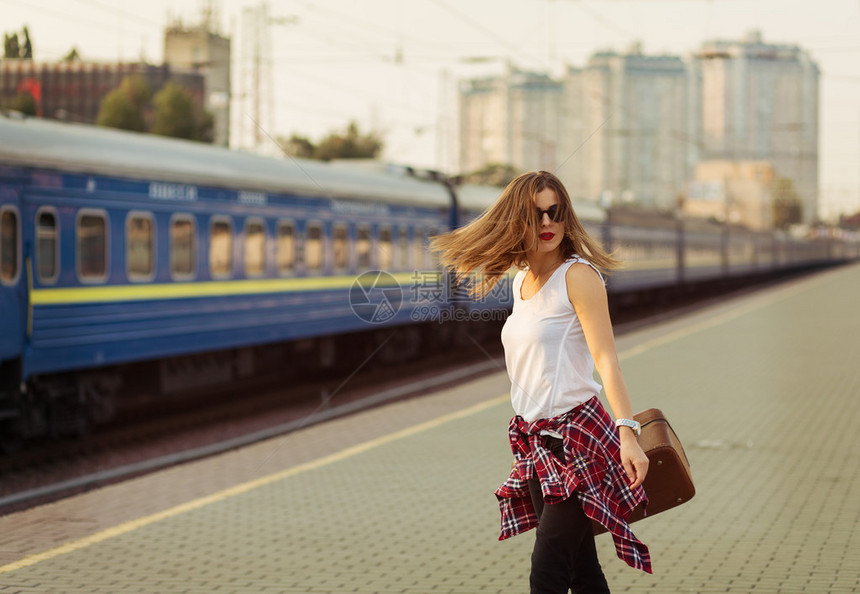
[500,256,603,422]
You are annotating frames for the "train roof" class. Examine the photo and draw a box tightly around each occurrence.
[568,199,606,223]
[456,183,504,211]
[0,114,451,208]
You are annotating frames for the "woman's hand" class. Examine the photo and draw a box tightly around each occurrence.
[619,430,649,489]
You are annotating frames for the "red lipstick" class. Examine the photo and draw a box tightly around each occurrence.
[540,232,555,241]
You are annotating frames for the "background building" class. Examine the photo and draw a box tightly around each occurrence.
[559,44,692,208]
[458,64,561,175]
[694,30,819,223]
[163,17,231,147]
[458,46,692,209]
[0,59,204,125]
[687,160,775,230]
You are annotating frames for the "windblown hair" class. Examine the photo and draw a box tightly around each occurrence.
[430,170,619,298]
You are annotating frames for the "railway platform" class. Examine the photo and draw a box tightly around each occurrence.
[1,263,859,593]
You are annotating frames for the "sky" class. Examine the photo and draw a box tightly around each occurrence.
[3,0,860,220]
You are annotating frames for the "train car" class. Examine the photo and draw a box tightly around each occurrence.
[0,114,455,441]
[604,207,682,292]
[446,183,509,318]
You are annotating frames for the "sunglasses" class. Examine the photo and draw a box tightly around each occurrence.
[535,204,561,222]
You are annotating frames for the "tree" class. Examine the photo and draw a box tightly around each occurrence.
[772,178,803,230]
[4,33,19,59]
[63,47,81,62]
[460,163,518,187]
[3,27,31,58]
[96,75,152,133]
[280,122,383,161]
[21,26,32,59]
[8,92,37,116]
[314,121,383,161]
[96,77,213,143]
[151,82,213,142]
[280,134,315,159]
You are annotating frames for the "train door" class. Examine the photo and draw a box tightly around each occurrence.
[0,185,25,443]
[0,189,24,365]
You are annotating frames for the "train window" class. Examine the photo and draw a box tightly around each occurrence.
[77,210,108,282]
[397,227,409,271]
[378,227,392,271]
[36,209,58,283]
[333,224,348,272]
[170,215,196,279]
[210,218,233,278]
[413,228,424,271]
[421,229,434,269]
[305,222,323,273]
[357,225,371,270]
[244,219,266,277]
[127,212,154,281]
[0,207,19,284]
[276,220,295,275]
[424,229,440,269]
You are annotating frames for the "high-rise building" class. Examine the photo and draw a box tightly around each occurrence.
[164,20,231,147]
[457,33,820,225]
[559,44,692,208]
[458,64,562,175]
[694,30,819,223]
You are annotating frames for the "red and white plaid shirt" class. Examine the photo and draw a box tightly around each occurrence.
[495,396,652,574]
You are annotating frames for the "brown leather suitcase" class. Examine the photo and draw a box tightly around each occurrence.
[594,408,695,534]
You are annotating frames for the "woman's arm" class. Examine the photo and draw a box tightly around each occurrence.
[566,263,649,488]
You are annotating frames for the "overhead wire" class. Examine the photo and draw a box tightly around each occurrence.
[0,0,141,34]
[427,0,542,62]
[276,64,435,119]
[298,1,454,54]
[68,0,163,28]
[288,7,398,60]
[565,1,639,40]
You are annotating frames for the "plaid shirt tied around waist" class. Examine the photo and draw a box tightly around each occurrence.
[494,396,652,573]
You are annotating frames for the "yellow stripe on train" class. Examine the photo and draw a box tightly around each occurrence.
[29,272,431,306]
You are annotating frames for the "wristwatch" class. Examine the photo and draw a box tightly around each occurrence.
[615,418,641,436]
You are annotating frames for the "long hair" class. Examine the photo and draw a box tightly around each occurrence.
[430,170,619,298]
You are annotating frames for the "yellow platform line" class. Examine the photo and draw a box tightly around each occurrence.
[0,393,509,576]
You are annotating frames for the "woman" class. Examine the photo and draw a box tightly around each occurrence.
[431,171,651,592]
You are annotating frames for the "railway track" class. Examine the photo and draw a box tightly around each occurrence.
[0,340,506,515]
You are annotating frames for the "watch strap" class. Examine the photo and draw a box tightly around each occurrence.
[615,418,641,436]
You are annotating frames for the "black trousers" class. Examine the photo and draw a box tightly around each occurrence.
[526,436,610,594]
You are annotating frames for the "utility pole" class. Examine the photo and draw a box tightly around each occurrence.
[238,2,297,153]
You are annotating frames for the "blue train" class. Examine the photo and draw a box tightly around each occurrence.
[1,113,857,446]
